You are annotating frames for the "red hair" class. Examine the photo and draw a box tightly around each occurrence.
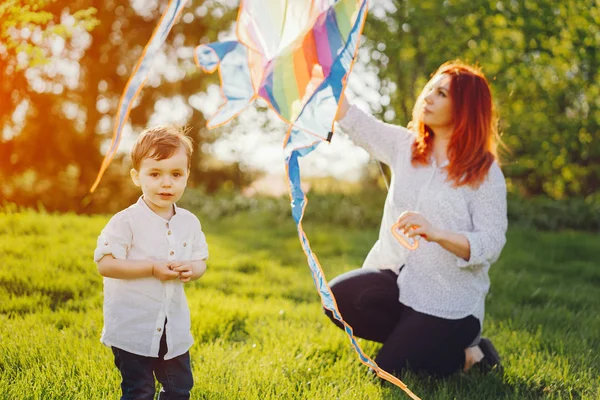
[409,61,499,188]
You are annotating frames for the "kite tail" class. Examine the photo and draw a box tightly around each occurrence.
[285,147,421,400]
[90,0,188,193]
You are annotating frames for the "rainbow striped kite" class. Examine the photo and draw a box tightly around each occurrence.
[197,1,418,398]
[194,0,363,156]
[91,1,419,398]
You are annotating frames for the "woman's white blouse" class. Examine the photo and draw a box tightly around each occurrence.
[338,105,507,326]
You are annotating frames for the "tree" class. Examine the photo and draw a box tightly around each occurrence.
[361,0,599,199]
[0,0,98,130]
[0,0,238,212]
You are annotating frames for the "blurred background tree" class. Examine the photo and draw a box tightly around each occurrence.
[1,0,598,214]
[0,0,244,212]
[363,0,599,200]
[0,0,99,210]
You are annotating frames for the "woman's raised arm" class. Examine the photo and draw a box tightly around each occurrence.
[336,100,414,166]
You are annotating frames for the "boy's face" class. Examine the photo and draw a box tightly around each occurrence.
[130,145,190,216]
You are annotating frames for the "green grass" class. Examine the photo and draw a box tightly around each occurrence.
[0,209,599,399]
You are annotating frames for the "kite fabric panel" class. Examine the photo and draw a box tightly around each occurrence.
[195,0,369,155]
[197,1,420,398]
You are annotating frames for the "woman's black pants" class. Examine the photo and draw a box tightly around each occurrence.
[324,268,480,378]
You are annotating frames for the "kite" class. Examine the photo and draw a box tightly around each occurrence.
[90,1,419,398]
[90,0,188,192]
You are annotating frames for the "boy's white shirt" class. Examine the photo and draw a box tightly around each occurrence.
[94,196,209,360]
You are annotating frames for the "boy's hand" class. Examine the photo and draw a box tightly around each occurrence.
[152,262,180,281]
[170,262,193,283]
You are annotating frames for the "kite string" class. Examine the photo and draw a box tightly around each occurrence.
[286,149,421,400]
[377,160,390,191]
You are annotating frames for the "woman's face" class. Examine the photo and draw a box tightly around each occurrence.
[422,74,453,132]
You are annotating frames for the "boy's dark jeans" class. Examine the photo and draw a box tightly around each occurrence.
[111,324,193,400]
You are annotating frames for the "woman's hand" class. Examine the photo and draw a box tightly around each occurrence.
[396,211,441,243]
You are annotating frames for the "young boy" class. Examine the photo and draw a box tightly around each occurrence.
[94,126,208,399]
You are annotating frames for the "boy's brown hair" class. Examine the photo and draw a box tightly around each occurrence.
[131,126,193,171]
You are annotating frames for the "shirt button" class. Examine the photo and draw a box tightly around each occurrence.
[183,242,187,247]
[165,223,169,228]
[104,241,109,246]
[157,327,162,332]
[168,231,172,235]
[170,251,174,256]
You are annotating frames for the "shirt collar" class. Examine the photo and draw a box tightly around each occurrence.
[430,157,449,169]
[136,196,179,223]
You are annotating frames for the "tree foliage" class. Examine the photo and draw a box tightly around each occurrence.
[1,0,598,213]
[0,0,238,212]
[0,0,98,68]
[362,0,599,200]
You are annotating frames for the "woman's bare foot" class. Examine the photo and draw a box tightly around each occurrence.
[463,344,484,372]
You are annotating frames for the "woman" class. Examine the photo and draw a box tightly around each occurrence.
[326,61,507,378]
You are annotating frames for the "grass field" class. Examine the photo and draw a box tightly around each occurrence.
[0,207,599,399]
